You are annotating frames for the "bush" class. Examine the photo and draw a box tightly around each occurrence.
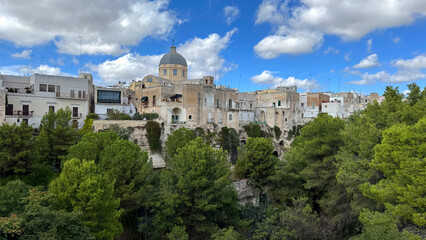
[273,126,282,140]
[86,113,99,120]
[146,121,161,152]
[132,112,143,120]
[141,113,159,120]
[107,109,132,120]
[243,123,267,138]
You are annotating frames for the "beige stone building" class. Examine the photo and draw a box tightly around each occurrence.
[131,46,241,129]
[254,86,301,130]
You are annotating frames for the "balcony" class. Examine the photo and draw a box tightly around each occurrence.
[5,110,34,118]
[56,92,87,100]
[207,118,215,123]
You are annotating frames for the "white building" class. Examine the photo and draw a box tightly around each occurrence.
[1,73,93,128]
[94,86,135,120]
[322,102,347,119]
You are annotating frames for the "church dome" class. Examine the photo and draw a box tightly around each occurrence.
[159,46,187,67]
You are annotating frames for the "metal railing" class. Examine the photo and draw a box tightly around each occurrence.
[5,110,34,117]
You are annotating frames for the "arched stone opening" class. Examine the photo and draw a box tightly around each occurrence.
[171,107,182,123]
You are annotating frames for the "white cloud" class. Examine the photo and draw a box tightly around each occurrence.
[402,89,411,96]
[324,46,339,54]
[344,52,351,61]
[11,50,32,59]
[367,39,373,52]
[255,0,285,25]
[388,70,426,83]
[254,30,323,58]
[224,6,240,25]
[353,54,380,69]
[93,29,238,83]
[349,54,426,85]
[254,0,426,58]
[393,36,401,43]
[0,64,68,76]
[348,71,390,85]
[0,0,180,55]
[251,70,319,90]
[392,54,426,70]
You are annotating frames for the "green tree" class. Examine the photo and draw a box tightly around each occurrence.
[0,180,30,217]
[165,128,195,159]
[361,118,426,228]
[218,127,240,164]
[37,107,79,170]
[406,83,422,105]
[20,188,93,240]
[146,120,162,152]
[358,210,421,240]
[0,123,36,176]
[235,137,276,188]
[147,138,238,239]
[211,227,240,240]
[67,131,119,162]
[49,158,122,239]
[253,198,322,240]
[99,139,152,210]
[81,117,94,135]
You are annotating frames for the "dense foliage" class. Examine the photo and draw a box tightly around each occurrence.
[1,83,425,239]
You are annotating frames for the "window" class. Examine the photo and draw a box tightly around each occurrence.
[273,102,276,107]
[325,105,327,108]
[97,90,121,103]
[153,95,156,106]
[22,119,28,125]
[22,105,29,116]
[147,78,153,82]
[206,79,208,84]
[205,98,207,104]
[72,120,78,128]
[72,107,78,117]
[70,90,75,98]
[49,106,55,113]
[48,85,55,92]
[228,99,232,108]
[78,91,82,98]
[189,115,192,120]
[56,86,61,96]
[182,70,185,77]
[250,103,253,110]
[216,98,220,108]
[83,91,86,99]
[173,69,177,75]
[39,84,47,92]
[285,118,287,122]
[6,104,13,115]
[107,108,114,115]
[229,114,232,121]
[163,69,167,76]
[278,100,281,106]
[301,103,304,107]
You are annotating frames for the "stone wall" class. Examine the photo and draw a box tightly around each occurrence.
[0,90,5,123]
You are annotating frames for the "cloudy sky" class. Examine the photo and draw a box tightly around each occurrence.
[1,0,426,94]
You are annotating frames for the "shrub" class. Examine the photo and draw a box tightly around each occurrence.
[274,126,282,140]
[146,121,161,152]
[132,112,143,120]
[141,113,159,120]
[86,113,99,120]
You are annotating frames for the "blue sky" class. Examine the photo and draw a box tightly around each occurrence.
[1,0,426,95]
